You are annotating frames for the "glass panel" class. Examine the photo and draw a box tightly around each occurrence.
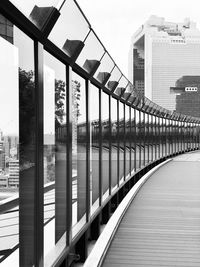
[131,108,135,174]
[115,76,129,96]
[94,53,114,83]
[183,121,186,151]
[9,0,62,29]
[106,66,121,90]
[0,21,34,266]
[149,114,153,162]
[119,102,124,184]
[135,110,140,170]
[102,92,109,201]
[49,0,89,55]
[76,31,104,73]
[152,115,156,161]
[174,120,177,153]
[127,84,134,104]
[90,84,99,214]
[125,105,130,178]
[159,117,162,158]
[140,111,145,167]
[111,97,118,192]
[155,116,158,160]
[43,51,66,262]
[163,118,166,157]
[145,113,149,165]
[166,119,170,155]
[71,71,86,235]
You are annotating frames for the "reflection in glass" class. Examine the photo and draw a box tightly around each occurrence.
[119,102,124,183]
[167,119,171,155]
[152,115,156,161]
[102,92,110,201]
[145,113,149,164]
[90,84,100,213]
[155,116,158,160]
[111,97,118,191]
[0,22,34,266]
[125,105,130,178]
[162,118,165,157]
[131,108,135,174]
[43,51,66,262]
[140,111,145,167]
[72,71,86,235]
[135,110,140,170]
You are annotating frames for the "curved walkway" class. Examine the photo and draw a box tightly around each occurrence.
[102,151,200,267]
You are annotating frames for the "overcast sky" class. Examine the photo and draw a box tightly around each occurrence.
[76,0,200,76]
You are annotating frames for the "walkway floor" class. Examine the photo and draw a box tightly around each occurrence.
[102,151,200,267]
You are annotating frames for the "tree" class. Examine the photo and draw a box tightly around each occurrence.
[55,79,66,128]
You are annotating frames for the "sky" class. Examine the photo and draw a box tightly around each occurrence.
[76,0,200,76]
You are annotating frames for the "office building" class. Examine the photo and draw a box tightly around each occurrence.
[0,174,8,188]
[8,159,19,187]
[0,141,5,170]
[173,76,200,117]
[129,16,200,110]
[0,14,13,44]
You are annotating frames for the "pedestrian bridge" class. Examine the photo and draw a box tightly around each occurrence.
[0,1,200,267]
[85,151,200,267]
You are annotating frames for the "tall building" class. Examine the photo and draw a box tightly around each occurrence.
[173,76,200,117]
[0,141,5,170]
[129,16,200,111]
[0,14,13,44]
[8,159,19,187]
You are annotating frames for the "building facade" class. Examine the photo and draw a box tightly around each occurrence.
[173,76,200,117]
[8,159,19,187]
[129,16,200,111]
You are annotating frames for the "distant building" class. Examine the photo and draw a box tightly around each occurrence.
[0,141,5,170]
[8,160,19,187]
[0,14,13,44]
[129,16,200,111]
[0,174,8,188]
[4,136,11,158]
[174,76,200,117]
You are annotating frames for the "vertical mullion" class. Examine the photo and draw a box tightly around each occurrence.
[155,116,157,160]
[35,41,44,267]
[162,117,164,158]
[123,104,126,181]
[99,90,102,206]
[134,108,136,179]
[129,107,131,175]
[147,113,149,163]
[66,66,72,246]
[117,100,119,187]
[157,117,159,159]
[182,121,184,152]
[165,118,167,157]
[169,119,171,155]
[139,111,141,169]
[86,80,90,222]
[152,115,154,162]
[143,112,146,166]
[109,95,112,195]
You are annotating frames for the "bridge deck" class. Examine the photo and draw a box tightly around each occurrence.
[102,151,200,267]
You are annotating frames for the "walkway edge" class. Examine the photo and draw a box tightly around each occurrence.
[84,159,172,267]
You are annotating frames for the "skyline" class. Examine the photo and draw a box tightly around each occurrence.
[77,0,200,76]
